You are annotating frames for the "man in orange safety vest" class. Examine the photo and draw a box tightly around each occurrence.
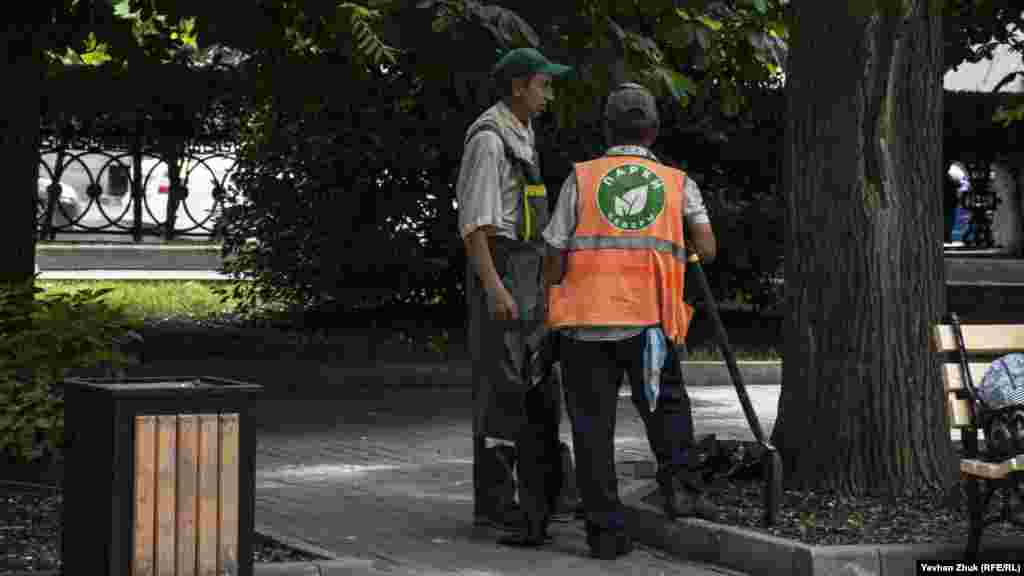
[542,82,718,560]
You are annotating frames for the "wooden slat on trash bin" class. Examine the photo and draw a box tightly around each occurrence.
[133,415,156,576]
[130,411,241,576]
[219,414,240,573]
[156,415,177,576]
[196,414,219,576]
[177,415,198,576]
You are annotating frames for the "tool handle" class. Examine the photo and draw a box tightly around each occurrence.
[687,250,768,445]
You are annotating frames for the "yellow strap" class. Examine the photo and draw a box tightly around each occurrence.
[522,184,546,241]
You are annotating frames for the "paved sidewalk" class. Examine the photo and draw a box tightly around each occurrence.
[130,358,778,575]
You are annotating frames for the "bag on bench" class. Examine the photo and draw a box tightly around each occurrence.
[977,353,1024,460]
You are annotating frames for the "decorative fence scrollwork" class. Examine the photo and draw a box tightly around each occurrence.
[36,137,240,242]
[38,56,250,242]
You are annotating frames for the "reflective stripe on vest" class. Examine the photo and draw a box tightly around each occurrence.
[565,235,688,264]
[546,155,693,344]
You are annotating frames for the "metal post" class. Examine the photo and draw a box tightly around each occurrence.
[41,132,69,241]
[133,114,144,242]
[164,148,178,241]
[38,151,54,242]
[163,142,186,242]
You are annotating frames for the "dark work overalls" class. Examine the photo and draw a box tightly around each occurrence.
[463,122,564,533]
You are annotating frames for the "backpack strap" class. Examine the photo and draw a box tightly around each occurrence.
[464,121,542,182]
[463,121,549,243]
[464,121,517,165]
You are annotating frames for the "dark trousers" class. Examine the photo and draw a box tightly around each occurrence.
[560,333,695,533]
[471,360,564,530]
[515,375,564,528]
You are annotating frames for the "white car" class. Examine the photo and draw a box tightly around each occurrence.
[37,177,81,228]
[136,156,237,231]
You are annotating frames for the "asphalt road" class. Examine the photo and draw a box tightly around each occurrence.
[34,238,1024,293]
[36,242,222,271]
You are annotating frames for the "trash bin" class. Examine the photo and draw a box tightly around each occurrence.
[61,376,262,576]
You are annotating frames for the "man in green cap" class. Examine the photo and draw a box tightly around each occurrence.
[455,46,572,548]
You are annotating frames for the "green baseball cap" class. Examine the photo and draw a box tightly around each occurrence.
[492,47,573,79]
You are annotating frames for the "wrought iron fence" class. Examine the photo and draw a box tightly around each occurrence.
[36,135,241,242]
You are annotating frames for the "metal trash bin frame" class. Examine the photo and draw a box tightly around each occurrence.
[60,375,262,576]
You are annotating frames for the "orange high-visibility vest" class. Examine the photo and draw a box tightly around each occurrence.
[547,155,694,344]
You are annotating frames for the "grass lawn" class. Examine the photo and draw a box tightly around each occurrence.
[686,346,780,362]
[37,279,240,322]
[35,280,781,362]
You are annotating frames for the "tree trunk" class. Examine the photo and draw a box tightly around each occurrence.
[1,28,42,287]
[771,0,954,496]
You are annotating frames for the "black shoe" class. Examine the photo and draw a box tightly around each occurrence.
[551,496,582,523]
[657,469,686,520]
[497,531,550,548]
[585,522,632,559]
[574,501,586,520]
[497,520,550,548]
[587,531,632,559]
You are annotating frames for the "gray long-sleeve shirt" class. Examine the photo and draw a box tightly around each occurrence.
[455,101,538,241]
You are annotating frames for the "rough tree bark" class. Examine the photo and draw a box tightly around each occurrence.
[1,28,42,287]
[771,0,955,496]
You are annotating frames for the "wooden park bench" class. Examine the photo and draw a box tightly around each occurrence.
[933,313,1024,558]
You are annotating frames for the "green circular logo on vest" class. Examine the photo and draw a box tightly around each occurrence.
[596,163,666,231]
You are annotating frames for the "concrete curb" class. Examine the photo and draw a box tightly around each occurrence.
[315,361,780,389]
[253,559,401,576]
[313,361,780,389]
[252,525,405,575]
[619,480,1023,576]
[36,242,221,252]
[255,524,342,561]
[37,269,234,281]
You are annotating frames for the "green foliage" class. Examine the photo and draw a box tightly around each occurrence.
[798,510,817,538]
[994,97,1024,126]
[944,0,1024,72]
[401,0,787,134]
[0,278,142,464]
[209,0,788,319]
[941,0,1024,127]
[846,510,865,529]
[213,43,458,318]
[37,280,239,320]
[701,177,785,312]
[36,0,791,325]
